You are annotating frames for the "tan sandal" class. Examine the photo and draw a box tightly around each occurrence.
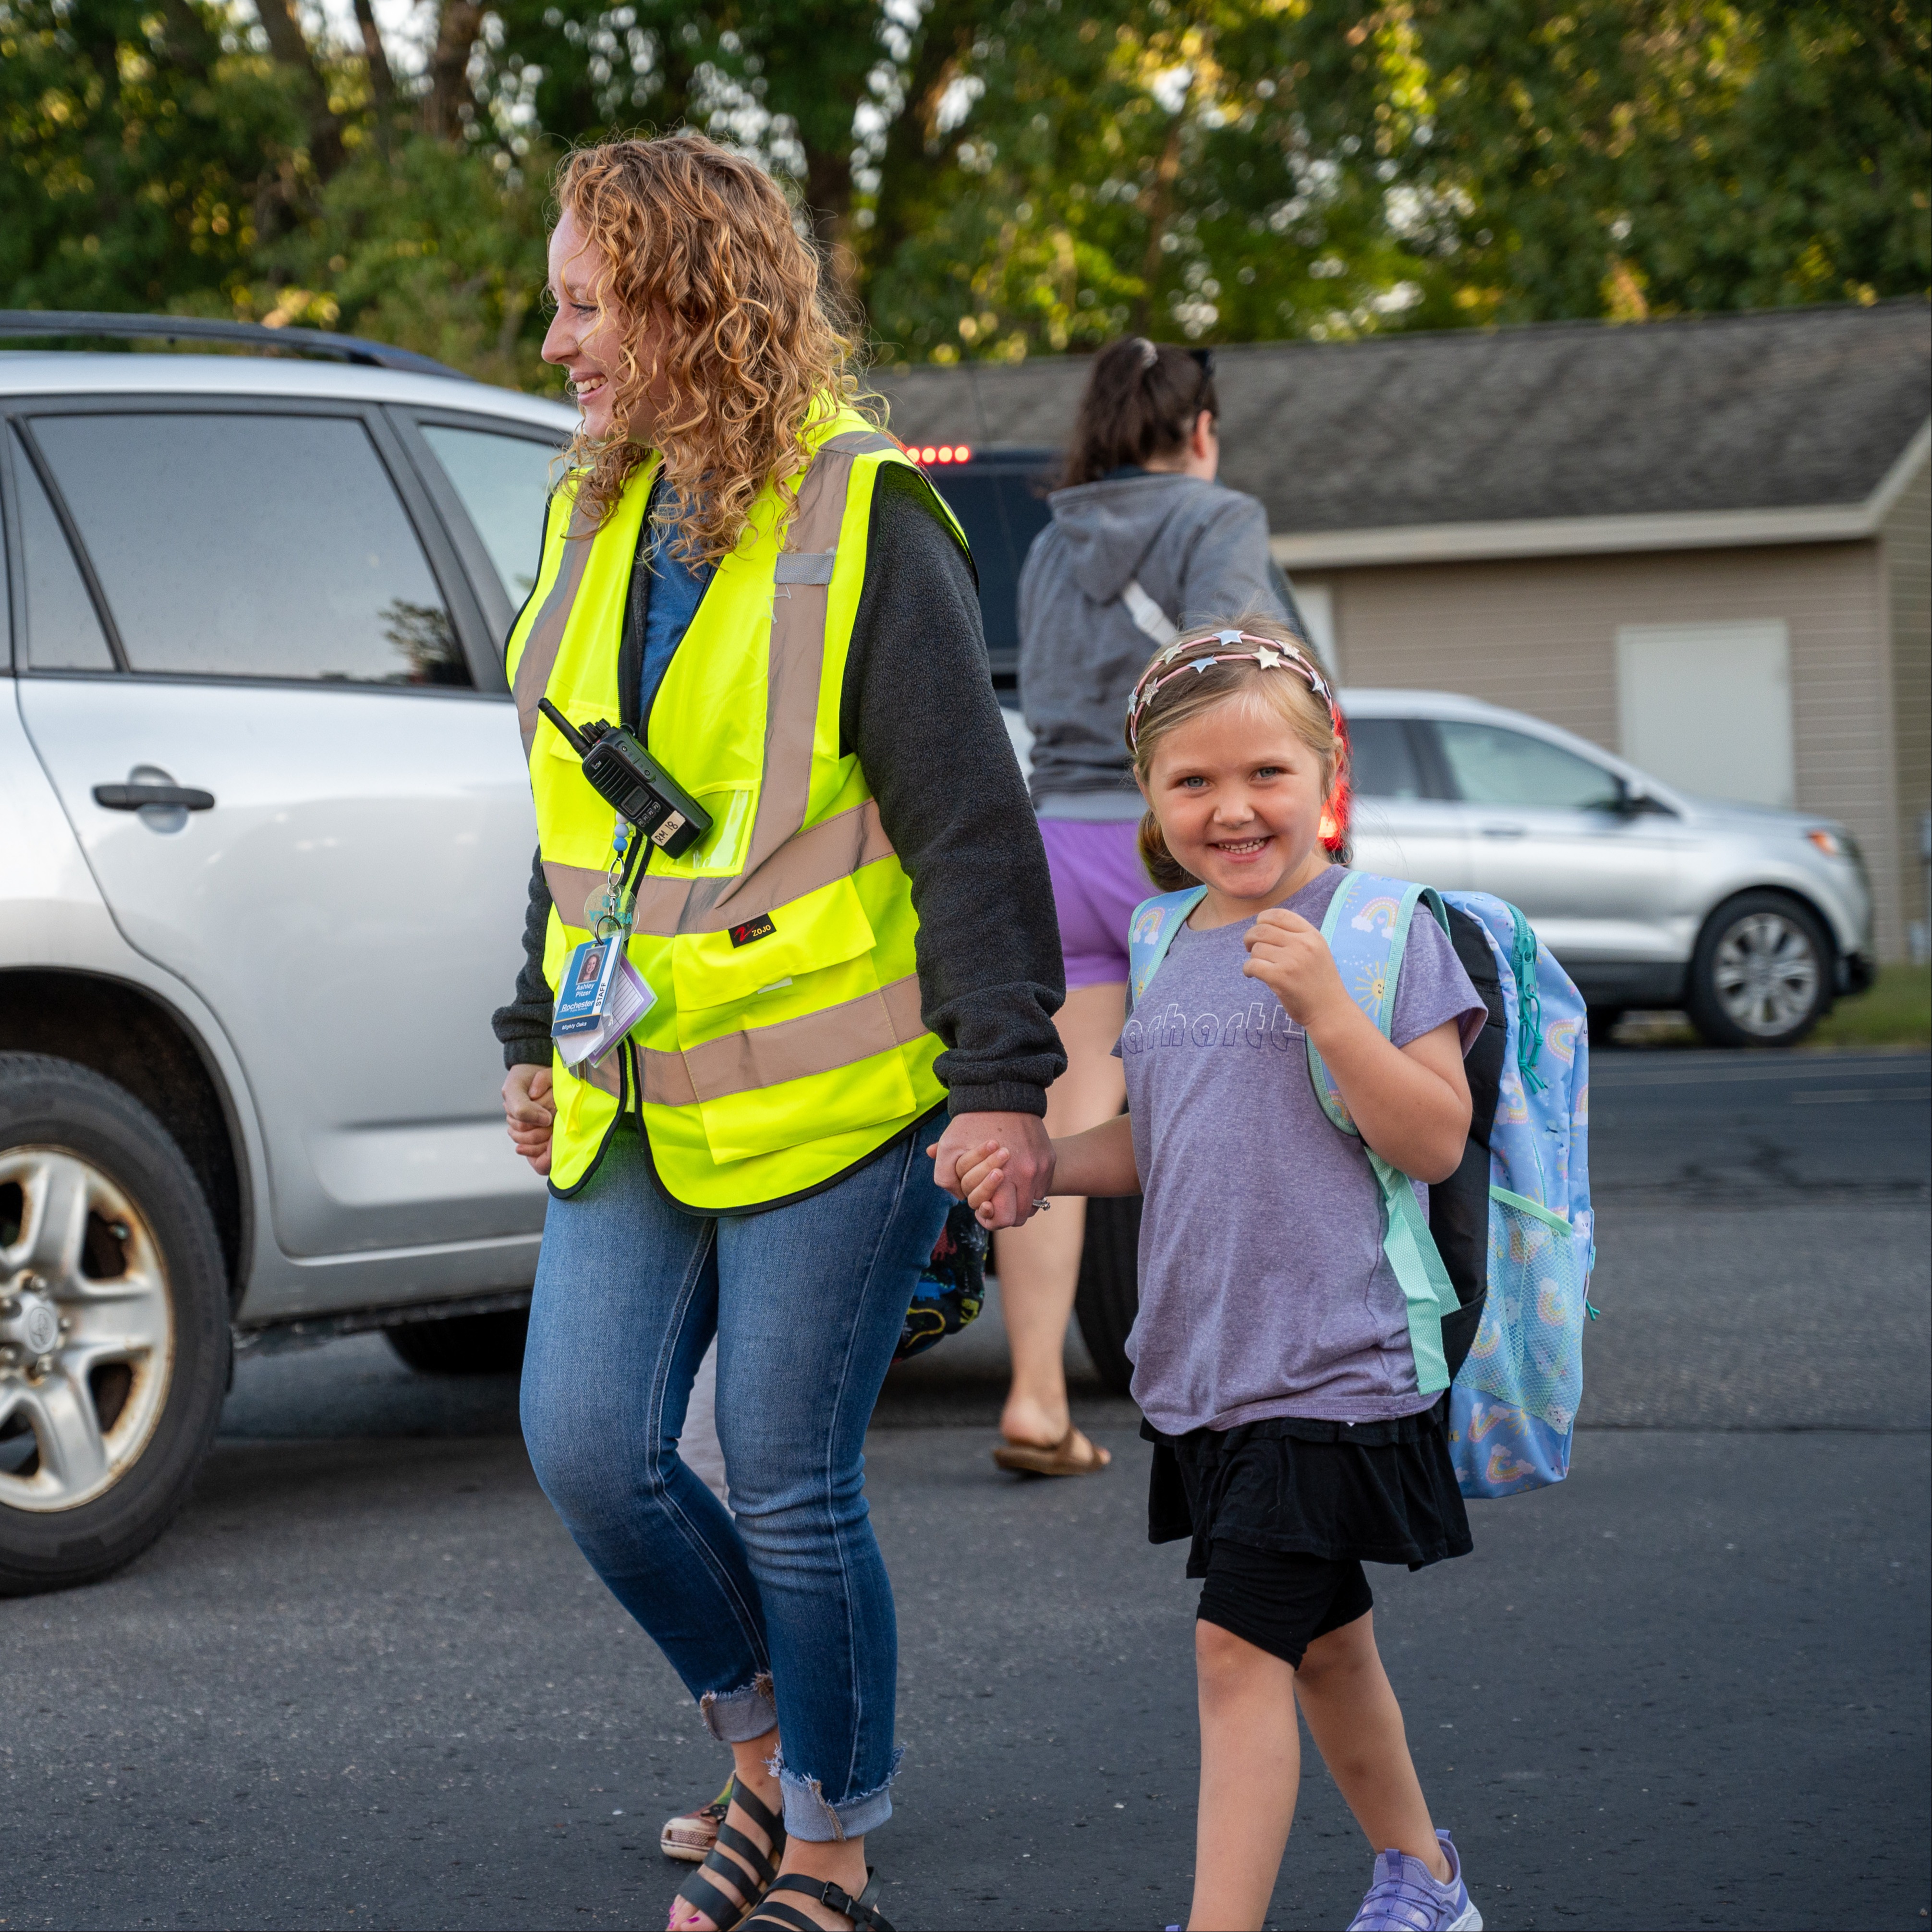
[992,1426,1112,1477]
[661,1777,733,1863]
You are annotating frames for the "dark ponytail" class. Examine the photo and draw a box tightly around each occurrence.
[1063,337,1217,487]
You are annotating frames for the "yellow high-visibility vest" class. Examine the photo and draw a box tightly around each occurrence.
[505,407,960,1208]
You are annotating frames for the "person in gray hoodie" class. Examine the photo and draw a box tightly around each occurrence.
[993,336,1297,1477]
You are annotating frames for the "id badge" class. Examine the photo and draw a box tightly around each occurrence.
[563,959,658,1072]
[553,935,626,1038]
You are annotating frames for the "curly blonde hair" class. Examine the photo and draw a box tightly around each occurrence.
[553,133,867,565]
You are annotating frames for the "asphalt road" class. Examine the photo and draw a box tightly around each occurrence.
[4,1049,1927,1932]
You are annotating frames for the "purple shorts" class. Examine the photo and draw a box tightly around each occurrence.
[1039,815,1152,990]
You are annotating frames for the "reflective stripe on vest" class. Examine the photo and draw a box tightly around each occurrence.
[506,412,957,1208]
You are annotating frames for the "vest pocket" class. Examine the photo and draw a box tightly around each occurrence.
[671,874,876,1013]
[665,875,921,1164]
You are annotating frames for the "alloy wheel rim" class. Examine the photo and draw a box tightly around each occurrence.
[1712,913,1820,1037]
[0,1148,174,1513]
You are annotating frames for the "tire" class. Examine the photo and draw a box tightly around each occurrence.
[1686,892,1834,1048]
[386,1308,529,1375]
[0,1054,230,1596]
[1072,1195,1141,1397]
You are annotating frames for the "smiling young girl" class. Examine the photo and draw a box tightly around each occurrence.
[943,618,1488,1932]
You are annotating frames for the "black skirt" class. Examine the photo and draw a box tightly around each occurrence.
[1144,1403,1473,1578]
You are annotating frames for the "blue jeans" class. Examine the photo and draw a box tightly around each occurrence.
[520,1116,949,1841]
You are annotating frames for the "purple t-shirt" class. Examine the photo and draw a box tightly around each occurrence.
[1118,866,1486,1434]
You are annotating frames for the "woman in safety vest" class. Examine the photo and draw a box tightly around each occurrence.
[492,135,1064,1932]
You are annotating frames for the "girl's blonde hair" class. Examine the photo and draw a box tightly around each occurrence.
[1127,614,1352,891]
[553,133,867,565]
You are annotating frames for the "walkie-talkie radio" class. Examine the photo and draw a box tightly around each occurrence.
[538,698,713,860]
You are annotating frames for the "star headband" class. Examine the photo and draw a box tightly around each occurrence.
[1126,629,1334,749]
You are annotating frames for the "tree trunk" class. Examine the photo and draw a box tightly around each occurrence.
[353,0,399,122]
[253,0,345,176]
[804,144,859,315]
[425,0,487,141]
[1133,109,1188,335]
[866,0,977,281]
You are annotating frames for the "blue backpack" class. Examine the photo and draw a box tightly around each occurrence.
[1126,872,1595,1500]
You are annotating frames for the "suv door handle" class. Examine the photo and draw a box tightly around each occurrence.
[93,783,217,812]
[1479,822,1528,838]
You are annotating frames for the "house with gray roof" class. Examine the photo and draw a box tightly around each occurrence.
[875,299,1931,959]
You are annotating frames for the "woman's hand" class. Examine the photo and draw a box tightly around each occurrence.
[932,1116,1142,1230]
[928,1111,1056,1228]
[503,1064,556,1176]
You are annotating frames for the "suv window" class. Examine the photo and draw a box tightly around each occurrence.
[419,424,555,604]
[1347,717,1429,799]
[29,412,468,686]
[11,430,114,672]
[1433,719,1621,810]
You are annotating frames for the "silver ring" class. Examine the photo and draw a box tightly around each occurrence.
[1031,1198,1051,1210]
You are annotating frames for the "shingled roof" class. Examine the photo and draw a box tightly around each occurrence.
[872,300,1931,559]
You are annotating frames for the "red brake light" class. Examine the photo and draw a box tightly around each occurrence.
[919,446,937,462]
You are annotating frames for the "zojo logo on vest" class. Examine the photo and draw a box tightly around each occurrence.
[729,913,777,948]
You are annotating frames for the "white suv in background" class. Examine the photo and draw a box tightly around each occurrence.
[0,316,571,1593]
[1341,687,1874,1044]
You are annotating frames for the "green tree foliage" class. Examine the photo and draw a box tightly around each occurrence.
[1407,0,1932,323]
[254,135,554,387]
[0,0,309,310]
[861,0,1467,363]
[0,0,1923,381]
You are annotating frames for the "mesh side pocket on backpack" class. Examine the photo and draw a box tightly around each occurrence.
[1458,1189,1591,1434]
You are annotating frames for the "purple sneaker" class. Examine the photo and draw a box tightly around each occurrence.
[1346,1828,1481,1931]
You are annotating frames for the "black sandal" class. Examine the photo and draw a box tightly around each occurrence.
[670,1776,787,1931]
[743,1869,896,1932]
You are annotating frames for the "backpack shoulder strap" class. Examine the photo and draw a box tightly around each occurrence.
[1307,870,1459,1396]
[1306,872,1449,1132]
[1127,887,1208,1013]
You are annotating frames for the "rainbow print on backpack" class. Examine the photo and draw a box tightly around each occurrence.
[1126,872,1596,1501]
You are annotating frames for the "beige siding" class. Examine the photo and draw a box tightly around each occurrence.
[1312,544,1910,957]
[1883,455,1931,953]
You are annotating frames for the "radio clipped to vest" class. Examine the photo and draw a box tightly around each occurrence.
[537,697,712,860]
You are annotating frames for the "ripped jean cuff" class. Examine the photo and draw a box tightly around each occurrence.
[699,1672,778,1746]
[775,1746,903,1843]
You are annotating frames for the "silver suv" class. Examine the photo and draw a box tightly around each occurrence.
[0,318,572,1592]
[1341,688,1875,1044]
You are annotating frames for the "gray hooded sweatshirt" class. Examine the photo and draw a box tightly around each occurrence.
[1016,471,1291,809]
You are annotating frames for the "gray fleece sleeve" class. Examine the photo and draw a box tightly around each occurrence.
[491,845,557,1070]
[842,466,1067,1115]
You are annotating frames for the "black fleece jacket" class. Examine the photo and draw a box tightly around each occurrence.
[490,464,1068,1116]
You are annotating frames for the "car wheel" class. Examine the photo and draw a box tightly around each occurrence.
[1687,893,1833,1048]
[0,1055,230,1596]
[1072,1196,1140,1397]
[386,1308,529,1375]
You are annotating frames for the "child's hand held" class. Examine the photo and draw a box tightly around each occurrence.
[927,1135,1005,1202]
